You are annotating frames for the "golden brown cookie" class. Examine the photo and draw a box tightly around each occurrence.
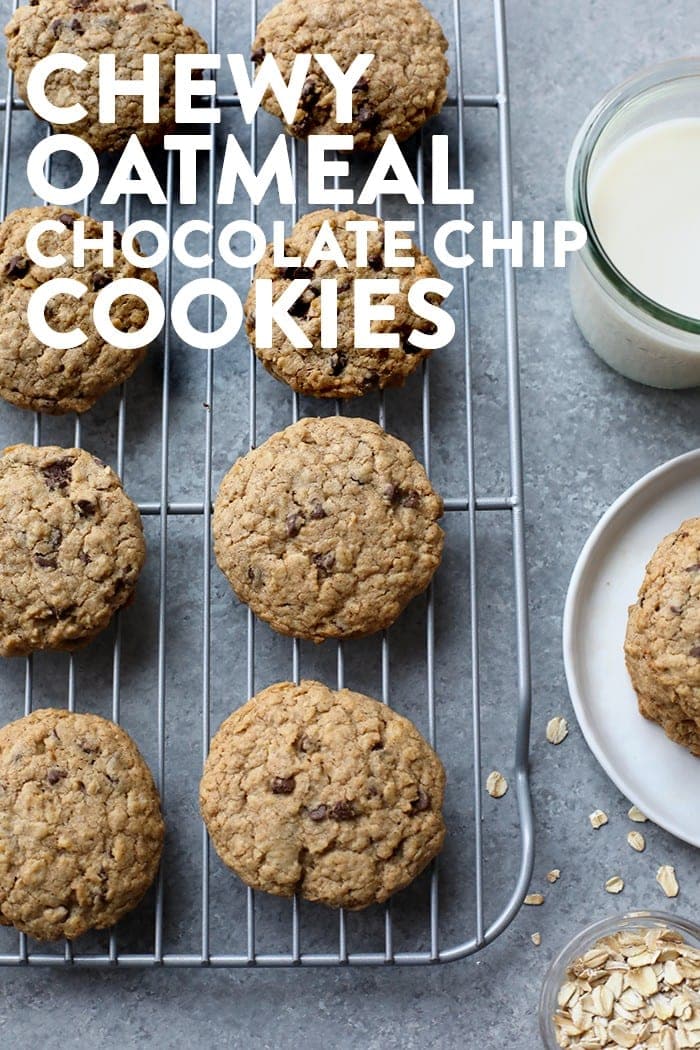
[5,0,208,152]
[0,206,158,415]
[0,708,164,941]
[212,416,444,642]
[246,209,441,398]
[251,0,449,150]
[200,680,446,909]
[0,444,146,657]
[624,517,700,756]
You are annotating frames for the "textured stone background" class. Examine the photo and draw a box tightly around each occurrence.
[0,0,699,1046]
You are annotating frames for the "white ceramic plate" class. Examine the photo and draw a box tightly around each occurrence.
[563,449,700,847]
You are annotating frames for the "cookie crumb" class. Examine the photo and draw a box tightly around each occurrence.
[546,868,560,884]
[524,893,544,906]
[530,932,541,946]
[589,808,608,829]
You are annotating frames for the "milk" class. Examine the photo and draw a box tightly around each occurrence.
[566,62,700,389]
[588,118,700,320]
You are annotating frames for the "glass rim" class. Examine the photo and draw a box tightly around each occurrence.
[568,55,700,335]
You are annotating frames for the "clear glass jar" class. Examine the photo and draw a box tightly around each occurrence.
[565,58,700,388]
[538,910,700,1049]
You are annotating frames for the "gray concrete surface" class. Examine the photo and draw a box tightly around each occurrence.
[0,0,699,1047]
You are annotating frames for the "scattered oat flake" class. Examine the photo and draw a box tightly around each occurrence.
[590,809,609,829]
[546,716,569,744]
[546,869,561,884]
[605,875,624,894]
[531,932,541,946]
[628,804,648,823]
[657,864,679,898]
[627,830,646,852]
[486,770,508,798]
[524,892,544,906]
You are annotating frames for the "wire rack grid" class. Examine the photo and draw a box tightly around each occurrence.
[0,0,533,967]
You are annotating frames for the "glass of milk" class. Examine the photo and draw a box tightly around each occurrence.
[565,58,700,388]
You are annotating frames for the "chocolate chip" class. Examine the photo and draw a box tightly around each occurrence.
[286,512,305,538]
[79,741,97,754]
[401,490,420,509]
[362,371,380,390]
[312,551,335,578]
[34,553,57,569]
[113,230,122,249]
[291,115,313,137]
[289,297,310,318]
[670,605,683,614]
[368,254,384,271]
[47,768,66,785]
[50,17,63,36]
[352,77,369,93]
[356,105,380,130]
[91,270,112,291]
[58,212,75,228]
[4,254,29,279]
[283,266,314,280]
[307,804,327,821]
[42,458,73,491]
[78,550,91,565]
[691,647,700,658]
[309,501,327,520]
[69,16,83,31]
[76,499,96,517]
[301,77,320,103]
[246,565,263,587]
[371,740,384,751]
[271,776,295,795]
[384,483,419,508]
[329,351,347,376]
[686,564,700,573]
[330,800,355,820]
[411,789,431,813]
[251,47,265,65]
[129,2,147,10]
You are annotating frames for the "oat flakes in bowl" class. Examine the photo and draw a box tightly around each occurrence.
[539,911,700,1048]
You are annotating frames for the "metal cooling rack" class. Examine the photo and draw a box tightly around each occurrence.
[0,0,533,966]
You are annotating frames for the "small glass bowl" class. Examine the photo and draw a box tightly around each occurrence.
[538,910,700,1049]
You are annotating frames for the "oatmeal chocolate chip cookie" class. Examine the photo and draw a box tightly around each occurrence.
[251,0,449,150]
[0,707,164,940]
[625,518,700,756]
[0,444,145,657]
[200,679,446,909]
[212,416,444,642]
[5,0,208,152]
[0,206,159,415]
[246,209,442,399]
